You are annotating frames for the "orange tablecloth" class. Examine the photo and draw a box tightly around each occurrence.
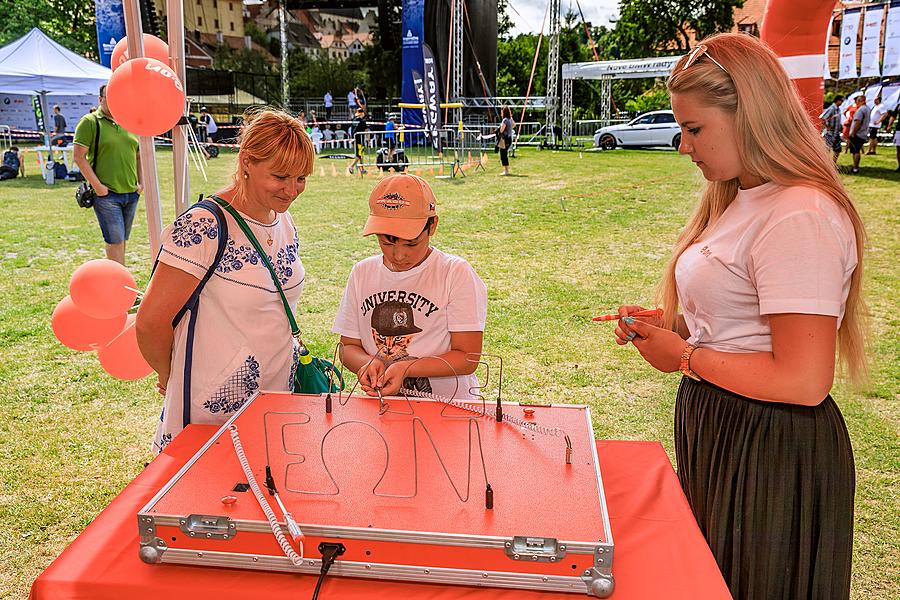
[30,426,730,599]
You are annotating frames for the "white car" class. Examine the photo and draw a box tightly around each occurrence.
[593,110,681,150]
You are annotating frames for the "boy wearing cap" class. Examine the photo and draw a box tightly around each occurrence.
[333,174,487,400]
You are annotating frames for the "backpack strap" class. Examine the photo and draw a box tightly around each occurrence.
[149,198,228,429]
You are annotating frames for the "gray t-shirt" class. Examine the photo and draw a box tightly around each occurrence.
[851,104,871,139]
[53,113,66,134]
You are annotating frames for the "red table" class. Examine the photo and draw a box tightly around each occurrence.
[30,426,730,599]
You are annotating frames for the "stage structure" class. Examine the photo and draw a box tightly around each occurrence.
[559,57,679,146]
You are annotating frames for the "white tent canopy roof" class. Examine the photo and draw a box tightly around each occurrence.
[0,28,111,95]
[562,57,680,81]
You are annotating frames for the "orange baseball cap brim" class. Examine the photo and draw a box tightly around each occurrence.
[362,215,429,239]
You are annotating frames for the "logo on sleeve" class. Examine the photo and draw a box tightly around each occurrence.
[700,245,711,258]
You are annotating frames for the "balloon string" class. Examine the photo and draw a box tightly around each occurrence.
[124,285,143,297]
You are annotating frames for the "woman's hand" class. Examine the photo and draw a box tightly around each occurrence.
[358,357,385,395]
[619,318,686,373]
[614,304,664,345]
[155,376,167,396]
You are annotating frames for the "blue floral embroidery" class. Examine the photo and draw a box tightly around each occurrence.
[171,212,218,248]
[215,231,300,286]
[156,433,173,451]
[204,356,261,415]
[217,239,260,274]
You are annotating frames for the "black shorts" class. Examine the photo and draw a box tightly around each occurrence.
[824,133,841,153]
[848,136,866,154]
[868,127,880,140]
[386,137,396,149]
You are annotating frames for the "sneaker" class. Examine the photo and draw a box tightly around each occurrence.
[347,166,354,174]
[851,168,860,174]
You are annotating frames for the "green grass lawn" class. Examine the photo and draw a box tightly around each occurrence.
[0,145,897,598]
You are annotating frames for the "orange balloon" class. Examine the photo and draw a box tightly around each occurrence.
[98,315,154,381]
[69,259,137,320]
[110,34,170,71]
[52,295,128,351]
[107,57,185,136]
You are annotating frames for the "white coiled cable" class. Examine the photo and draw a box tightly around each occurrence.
[228,424,305,565]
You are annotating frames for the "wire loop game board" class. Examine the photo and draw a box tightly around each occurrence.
[139,390,615,596]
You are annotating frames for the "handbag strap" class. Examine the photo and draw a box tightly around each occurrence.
[89,114,100,172]
[210,195,301,340]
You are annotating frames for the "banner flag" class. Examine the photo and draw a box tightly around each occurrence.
[95,0,126,68]
[422,44,442,151]
[839,9,861,79]
[824,14,834,79]
[884,1,900,77]
[861,6,885,77]
[401,0,425,127]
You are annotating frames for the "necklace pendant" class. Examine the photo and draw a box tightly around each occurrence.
[267,238,273,247]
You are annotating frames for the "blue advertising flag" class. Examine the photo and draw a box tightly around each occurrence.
[96,0,126,68]
[422,44,442,151]
[401,0,425,127]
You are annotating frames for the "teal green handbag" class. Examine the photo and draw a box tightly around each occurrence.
[211,196,343,394]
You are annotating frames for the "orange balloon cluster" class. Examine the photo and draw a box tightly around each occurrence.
[51,260,153,381]
[106,35,185,137]
[110,34,170,69]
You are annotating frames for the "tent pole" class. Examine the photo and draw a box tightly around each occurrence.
[122,0,164,261]
[167,0,189,216]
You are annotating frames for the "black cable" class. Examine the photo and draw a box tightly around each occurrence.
[311,542,345,600]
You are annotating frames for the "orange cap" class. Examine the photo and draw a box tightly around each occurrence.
[362,174,437,239]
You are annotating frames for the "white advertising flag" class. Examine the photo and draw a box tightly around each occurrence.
[884,1,900,77]
[825,14,835,79]
[860,6,885,77]
[839,9,861,79]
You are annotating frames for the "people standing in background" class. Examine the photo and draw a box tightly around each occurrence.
[384,114,397,163]
[347,108,368,175]
[819,94,844,163]
[866,96,887,156]
[50,105,67,147]
[347,89,358,115]
[891,108,900,172]
[848,94,870,174]
[841,97,858,154]
[73,84,143,266]
[199,106,218,143]
[497,105,515,176]
[354,86,367,114]
[324,90,333,121]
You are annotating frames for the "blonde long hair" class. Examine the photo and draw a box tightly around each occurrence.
[231,108,314,198]
[662,33,868,384]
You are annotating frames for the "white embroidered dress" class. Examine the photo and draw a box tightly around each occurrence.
[153,203,304,453]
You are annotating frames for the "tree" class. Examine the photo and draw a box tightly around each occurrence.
[0,0,98,59]
[612,0,743,58]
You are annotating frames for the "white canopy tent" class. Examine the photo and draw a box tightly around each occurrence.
[560,57,680,145]
[0,28,112,144]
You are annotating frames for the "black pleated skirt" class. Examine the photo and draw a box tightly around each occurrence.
[675,377,855,600]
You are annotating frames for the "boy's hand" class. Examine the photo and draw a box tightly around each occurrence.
[377,362,407,397]
[358,357,385,395]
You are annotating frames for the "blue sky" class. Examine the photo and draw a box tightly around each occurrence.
[507,0,620,35]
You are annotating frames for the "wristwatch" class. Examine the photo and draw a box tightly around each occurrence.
[680,344,701,381]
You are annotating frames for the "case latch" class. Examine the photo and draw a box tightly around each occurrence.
[179,514,237,540]
[504,536,566,562]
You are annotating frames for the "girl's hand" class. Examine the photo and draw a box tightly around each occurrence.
[624,319,687,373]
[358,358,385,395]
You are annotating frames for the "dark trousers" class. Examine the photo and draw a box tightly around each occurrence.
[499,147,510,167]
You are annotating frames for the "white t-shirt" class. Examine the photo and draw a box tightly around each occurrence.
[201,113,217,134]
[870,104,888,128]
[675,182,857,353]
[333,248,488,400]
[153,203,304,452]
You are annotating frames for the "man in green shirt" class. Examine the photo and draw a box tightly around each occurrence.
[74,84,143,266]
